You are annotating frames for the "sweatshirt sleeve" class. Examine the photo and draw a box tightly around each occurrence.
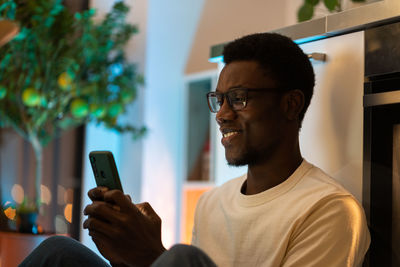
[191,192,207,246]
[281,195,371,267]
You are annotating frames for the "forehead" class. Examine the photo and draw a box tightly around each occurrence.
[217,60,276,92]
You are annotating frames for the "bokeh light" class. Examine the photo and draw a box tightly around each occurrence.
[11,184,24,204]
[64,204,73,223]
[55,215,67,234]
[40,184,52,205]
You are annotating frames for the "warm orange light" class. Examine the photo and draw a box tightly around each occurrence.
[64,204,73,223]
[181,186,212,244]
[4,206,16,220]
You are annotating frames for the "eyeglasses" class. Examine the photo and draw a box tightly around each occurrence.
[206,87,282,113]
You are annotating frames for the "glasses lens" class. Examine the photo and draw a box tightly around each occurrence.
[227,89,247,111]
[207,92,222,113]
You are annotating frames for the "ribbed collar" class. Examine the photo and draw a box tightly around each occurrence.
[235,160,313,207]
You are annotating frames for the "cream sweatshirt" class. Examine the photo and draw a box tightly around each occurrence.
[192,160,370,267]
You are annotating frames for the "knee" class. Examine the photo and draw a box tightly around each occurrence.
[20,235,108,267]
[20,236,75,267]
[42,235,74,247]
[36,235,77,253]
[169,244,201,255]
[152,244,216,267]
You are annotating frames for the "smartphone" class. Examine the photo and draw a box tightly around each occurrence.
[89,151,123,192]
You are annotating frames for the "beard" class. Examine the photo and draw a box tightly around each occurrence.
[226,149,258,166]
[226,143,277,167]
[225,138,279,167]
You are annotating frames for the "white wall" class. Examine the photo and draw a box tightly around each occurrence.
[299,32,365,202]
[142,0,205,248]
[186,0,301,74]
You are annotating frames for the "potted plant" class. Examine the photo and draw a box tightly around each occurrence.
[0,19,18,232]
[298,0,366,22]
[0,0,145,233]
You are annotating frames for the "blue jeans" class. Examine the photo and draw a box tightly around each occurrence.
[19,236,217,267]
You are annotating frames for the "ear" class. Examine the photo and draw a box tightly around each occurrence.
[280,89,305,121]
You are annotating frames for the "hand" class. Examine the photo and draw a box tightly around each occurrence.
[83,188,166,266]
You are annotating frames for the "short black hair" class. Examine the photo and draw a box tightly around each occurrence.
[222,32,315,125]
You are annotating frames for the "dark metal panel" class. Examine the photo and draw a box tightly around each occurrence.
[365,22,400,77]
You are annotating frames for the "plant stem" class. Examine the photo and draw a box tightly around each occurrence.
[31,134,43,210]
[337,0,343,12]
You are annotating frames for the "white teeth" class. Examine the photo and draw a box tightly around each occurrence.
[223,132,239,138]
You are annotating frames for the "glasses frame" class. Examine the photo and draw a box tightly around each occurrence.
[206,87,283,113]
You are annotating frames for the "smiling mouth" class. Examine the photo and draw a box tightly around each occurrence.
[223,131,240,138]
[221,129,241,146]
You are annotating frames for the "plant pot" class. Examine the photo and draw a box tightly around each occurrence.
[16,212,38,234]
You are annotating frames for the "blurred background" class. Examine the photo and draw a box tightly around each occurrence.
[0,0,381,262]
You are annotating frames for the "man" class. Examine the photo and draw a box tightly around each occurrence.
[21,32,370,267]
[191,33,370,266]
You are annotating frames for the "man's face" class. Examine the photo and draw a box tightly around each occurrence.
[215,60,286,166]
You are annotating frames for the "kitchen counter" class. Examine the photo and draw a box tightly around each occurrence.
[210,0,400,61]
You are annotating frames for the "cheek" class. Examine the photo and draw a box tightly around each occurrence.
[244,113,282,144]
[248,122,273,142]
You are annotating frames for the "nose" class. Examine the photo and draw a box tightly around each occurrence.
[215,98,236,125]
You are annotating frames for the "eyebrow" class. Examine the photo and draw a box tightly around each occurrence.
[215,85,246,92]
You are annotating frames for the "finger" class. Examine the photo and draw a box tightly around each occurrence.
[88,187,108,201]
[89,230,113,243]
[83,217,117,238]
[84,201,121,222]
[104,190,134,211]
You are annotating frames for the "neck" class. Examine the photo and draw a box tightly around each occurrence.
[244,141,303,195]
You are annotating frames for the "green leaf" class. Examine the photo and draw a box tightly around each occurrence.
[0,54,12,68]
[0,1,17,19]
[306,0,320,6]
[44,17,55,27]
[324,0,339,11]
[13,28,28,41]
[88,8,96,16]
[57,117,80,130]
[38,131,52,147]
[35,111,48,126]
[50,4,64,16]
[113,2,129,14]
[34,6,44,13]
[0,86,6,99]
[136,74,145,85]
[75,13,82,20]
[298,3,314,22]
